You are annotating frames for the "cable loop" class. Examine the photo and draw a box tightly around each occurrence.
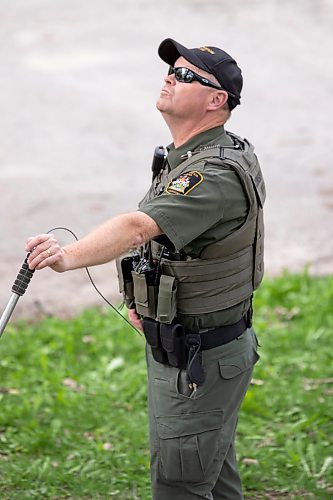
[47,227,141,335]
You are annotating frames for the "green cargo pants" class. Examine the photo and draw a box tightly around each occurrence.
[146,327,260,500]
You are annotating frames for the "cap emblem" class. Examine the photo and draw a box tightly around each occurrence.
[199,47,215,54]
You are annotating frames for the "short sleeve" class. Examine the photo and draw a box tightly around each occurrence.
[139,165,246,251]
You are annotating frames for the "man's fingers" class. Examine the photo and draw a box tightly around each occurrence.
[34,254,61,271]
[28,251,58,270]
[26,234,62,270]
[128,308,143,332]
[25,234,53,253]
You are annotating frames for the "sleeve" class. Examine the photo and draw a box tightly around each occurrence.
[139,164,244,251]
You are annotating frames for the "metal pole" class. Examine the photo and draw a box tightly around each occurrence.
[0,294,20,337]
[0,255,35,339]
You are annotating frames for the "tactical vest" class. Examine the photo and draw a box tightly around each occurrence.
[117,132,265,323]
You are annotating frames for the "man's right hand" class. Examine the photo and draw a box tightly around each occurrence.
[26,234,70,272]
[128,308,143,332]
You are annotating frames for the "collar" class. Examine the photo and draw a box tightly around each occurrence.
[166,125,234,171]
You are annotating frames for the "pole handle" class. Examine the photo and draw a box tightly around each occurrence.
[12,255,35,296]
[0,255,35,338]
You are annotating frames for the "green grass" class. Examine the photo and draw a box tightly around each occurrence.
[0,271,332,499]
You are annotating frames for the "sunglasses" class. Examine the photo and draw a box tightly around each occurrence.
[168,66,222,90]
[168,66,238,101]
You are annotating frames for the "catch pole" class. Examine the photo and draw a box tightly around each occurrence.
[0,256,35,338]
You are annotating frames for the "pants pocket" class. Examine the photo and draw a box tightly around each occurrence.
[156,410,223,484]
[218,346,259,379]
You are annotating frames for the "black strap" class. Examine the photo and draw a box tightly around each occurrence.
[185,334,204,385]
[190,314,249,351]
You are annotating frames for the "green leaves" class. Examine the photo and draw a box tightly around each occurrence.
[0,307,150,499]
[240,272,333,497]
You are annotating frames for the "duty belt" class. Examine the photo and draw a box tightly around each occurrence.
[190,313,250,350]
[142,310,252,388]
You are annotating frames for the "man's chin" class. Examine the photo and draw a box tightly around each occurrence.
[156,98,167,112]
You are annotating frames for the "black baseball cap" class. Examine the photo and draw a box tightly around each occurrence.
[158,38,243,110]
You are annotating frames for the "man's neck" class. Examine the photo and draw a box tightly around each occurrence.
[164,115,227,148]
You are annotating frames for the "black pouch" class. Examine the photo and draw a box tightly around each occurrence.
[142,317,167,364]
[160,323,186,368]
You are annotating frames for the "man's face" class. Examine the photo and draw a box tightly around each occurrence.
[156,56,217,120]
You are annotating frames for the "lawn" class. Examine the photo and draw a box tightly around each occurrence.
[0,271,332,499]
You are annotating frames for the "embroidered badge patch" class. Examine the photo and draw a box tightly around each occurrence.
[166,171,203,195]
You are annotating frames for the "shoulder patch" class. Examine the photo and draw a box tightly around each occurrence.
[166,171,203,195]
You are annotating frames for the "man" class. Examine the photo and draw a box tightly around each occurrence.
[26,39,265,499]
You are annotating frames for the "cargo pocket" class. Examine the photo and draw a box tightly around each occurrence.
[219,348,259,379]
[156,410,223,484]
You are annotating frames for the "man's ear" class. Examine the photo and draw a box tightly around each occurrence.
[207,90,228,111]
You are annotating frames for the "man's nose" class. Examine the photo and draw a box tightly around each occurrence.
[164,73,175,85]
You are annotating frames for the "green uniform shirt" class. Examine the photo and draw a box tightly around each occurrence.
[139,125,251,330]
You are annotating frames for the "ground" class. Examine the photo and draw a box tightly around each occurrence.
[0,0,332,320]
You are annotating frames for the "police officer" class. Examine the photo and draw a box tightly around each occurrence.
[26,39,265,500]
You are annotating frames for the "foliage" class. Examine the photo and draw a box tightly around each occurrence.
[0,272,332,499]
[241,271,333,499]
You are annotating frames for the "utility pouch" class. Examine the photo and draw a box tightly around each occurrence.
[132,271,158,319]
[116,257,135,308]
[156,275,178,324]
[160,323,186,368]
[142,318,167,364]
